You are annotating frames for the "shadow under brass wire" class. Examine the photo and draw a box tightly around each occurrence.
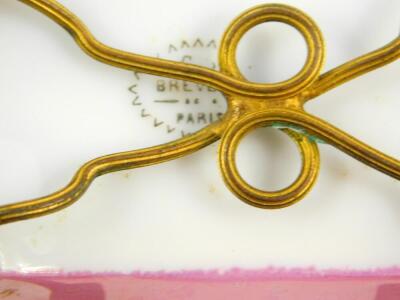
[0,0,398,224]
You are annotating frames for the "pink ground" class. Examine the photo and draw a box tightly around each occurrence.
[1,267,400,299]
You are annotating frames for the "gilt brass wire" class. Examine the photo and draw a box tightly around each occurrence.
[0,1,399,224]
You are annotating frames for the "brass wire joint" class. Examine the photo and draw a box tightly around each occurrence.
[0,1,399,224]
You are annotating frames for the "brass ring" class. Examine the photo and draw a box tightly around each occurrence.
[219,4,325,98]
[219,110,320,208]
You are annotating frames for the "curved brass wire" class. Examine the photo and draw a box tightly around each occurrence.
[0,0,399,224]
[0,122,224,224]
[220,121,320,209]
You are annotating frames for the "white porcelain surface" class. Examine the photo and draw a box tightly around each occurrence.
[0,0,399,272]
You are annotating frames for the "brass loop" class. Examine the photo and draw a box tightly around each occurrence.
[219,111,320,208]
[218,4,325,98]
